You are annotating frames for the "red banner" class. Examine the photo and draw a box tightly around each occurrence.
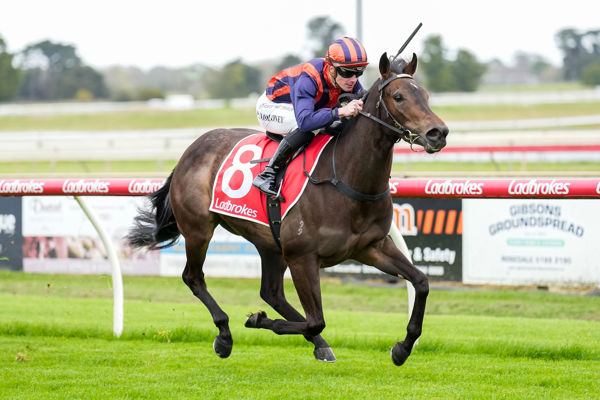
[0,178,165,196]
[1,177,599,198]
[389,178,600,199]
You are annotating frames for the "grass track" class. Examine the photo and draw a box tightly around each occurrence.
[1,102,599,177]
[1,273,599,399]
[1,102,600,132]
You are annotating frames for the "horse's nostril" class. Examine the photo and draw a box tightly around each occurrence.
[426,129,441,142]
[426,127,449,142]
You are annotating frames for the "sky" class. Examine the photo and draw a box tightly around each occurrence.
[1,0,598,70]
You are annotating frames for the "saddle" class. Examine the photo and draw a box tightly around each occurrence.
[258,100,351,248]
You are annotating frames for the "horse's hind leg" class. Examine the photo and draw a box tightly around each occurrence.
[182,229,233,358]
[246,250,335,362]
[243,255,328,353]
[355,236,429,366]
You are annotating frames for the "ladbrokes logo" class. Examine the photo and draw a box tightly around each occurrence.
[425,179,483,196]
[0,179,44,194]
[62,179,110,194]
[508,179,570,196]
[128,179,163,194]
[214,197,258,218]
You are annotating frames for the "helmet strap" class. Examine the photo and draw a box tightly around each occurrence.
[327,64,341,90]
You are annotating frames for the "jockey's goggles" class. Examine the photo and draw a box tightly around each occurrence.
[336,66,365,78]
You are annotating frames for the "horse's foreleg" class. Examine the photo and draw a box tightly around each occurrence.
[182,234,233,358]
[355,236,429,366]
[250,251,335,361]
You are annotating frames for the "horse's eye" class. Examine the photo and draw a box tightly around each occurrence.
[393,94,404,102]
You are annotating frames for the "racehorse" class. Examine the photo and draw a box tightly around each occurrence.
[127,52,448,365]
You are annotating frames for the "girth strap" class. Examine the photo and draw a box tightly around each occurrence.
[303,134,390,202]
[266,197,282,249]
[315,176,391,202]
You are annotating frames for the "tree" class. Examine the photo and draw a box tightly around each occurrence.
[0,36,22,101]
[581,62,600,86]
[17,40,107,100]
[420,35,486,92]
[206,59,262,99]
[420,35,454,92]
[276,54,302,72]
[450,49,487,92]
[307,16,345,58]
[52,65,107,99]
[555,28,600,81]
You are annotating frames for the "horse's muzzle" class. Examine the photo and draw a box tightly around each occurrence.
[424,126,449,153]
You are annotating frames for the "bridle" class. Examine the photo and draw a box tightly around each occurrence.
[359,73,425,152]
[303,73,427,202]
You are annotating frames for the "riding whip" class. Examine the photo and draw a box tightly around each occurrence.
[392,22,423,60]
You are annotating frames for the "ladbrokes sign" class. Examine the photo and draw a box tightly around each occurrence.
[127,179,163,194]
[424,179,484,196]
[61,179,110,194]
[0,180,44,195]
[508,179,570,196]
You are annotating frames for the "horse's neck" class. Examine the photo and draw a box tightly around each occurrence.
[336,99,396,194]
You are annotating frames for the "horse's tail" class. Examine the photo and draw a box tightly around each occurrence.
[126,172,180,250]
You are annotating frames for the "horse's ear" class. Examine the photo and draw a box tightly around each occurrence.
[379,52,391,76]
[403,53,418,76]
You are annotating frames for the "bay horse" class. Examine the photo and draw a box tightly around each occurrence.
[127,52,448,365]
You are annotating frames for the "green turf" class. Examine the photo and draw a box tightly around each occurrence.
[1,102,598,177]
[0,108,258,131]
[1,102,599,132]
[1,272,598,399]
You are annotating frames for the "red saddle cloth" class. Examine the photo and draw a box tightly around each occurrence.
[209,133,332,226]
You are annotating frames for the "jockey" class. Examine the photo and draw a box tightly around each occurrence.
[253,37,369,197]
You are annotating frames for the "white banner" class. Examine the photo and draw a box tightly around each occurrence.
[463,199,600,285]
[22,196,159,275]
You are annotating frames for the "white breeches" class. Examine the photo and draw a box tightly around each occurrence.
[255,92,297,135]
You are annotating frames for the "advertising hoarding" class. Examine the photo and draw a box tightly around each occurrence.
[392,198,463,281]
[463,199,600,285]
[22,196,159,275]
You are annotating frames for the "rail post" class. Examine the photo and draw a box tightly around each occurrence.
[74,195,123,338]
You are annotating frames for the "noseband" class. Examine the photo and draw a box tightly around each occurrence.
[359,73,425,152]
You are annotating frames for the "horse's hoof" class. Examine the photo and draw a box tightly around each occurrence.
[391,341,411,366]
[213,336,233,358]
[314,347,336,362]
[244,311,267,328]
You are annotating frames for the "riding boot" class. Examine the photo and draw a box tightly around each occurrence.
[252,139,296,197]
[253,128,315,196]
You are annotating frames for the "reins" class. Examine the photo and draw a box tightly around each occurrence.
[303,73,427,202]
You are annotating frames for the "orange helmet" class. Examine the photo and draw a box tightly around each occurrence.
[325,37,368,68]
